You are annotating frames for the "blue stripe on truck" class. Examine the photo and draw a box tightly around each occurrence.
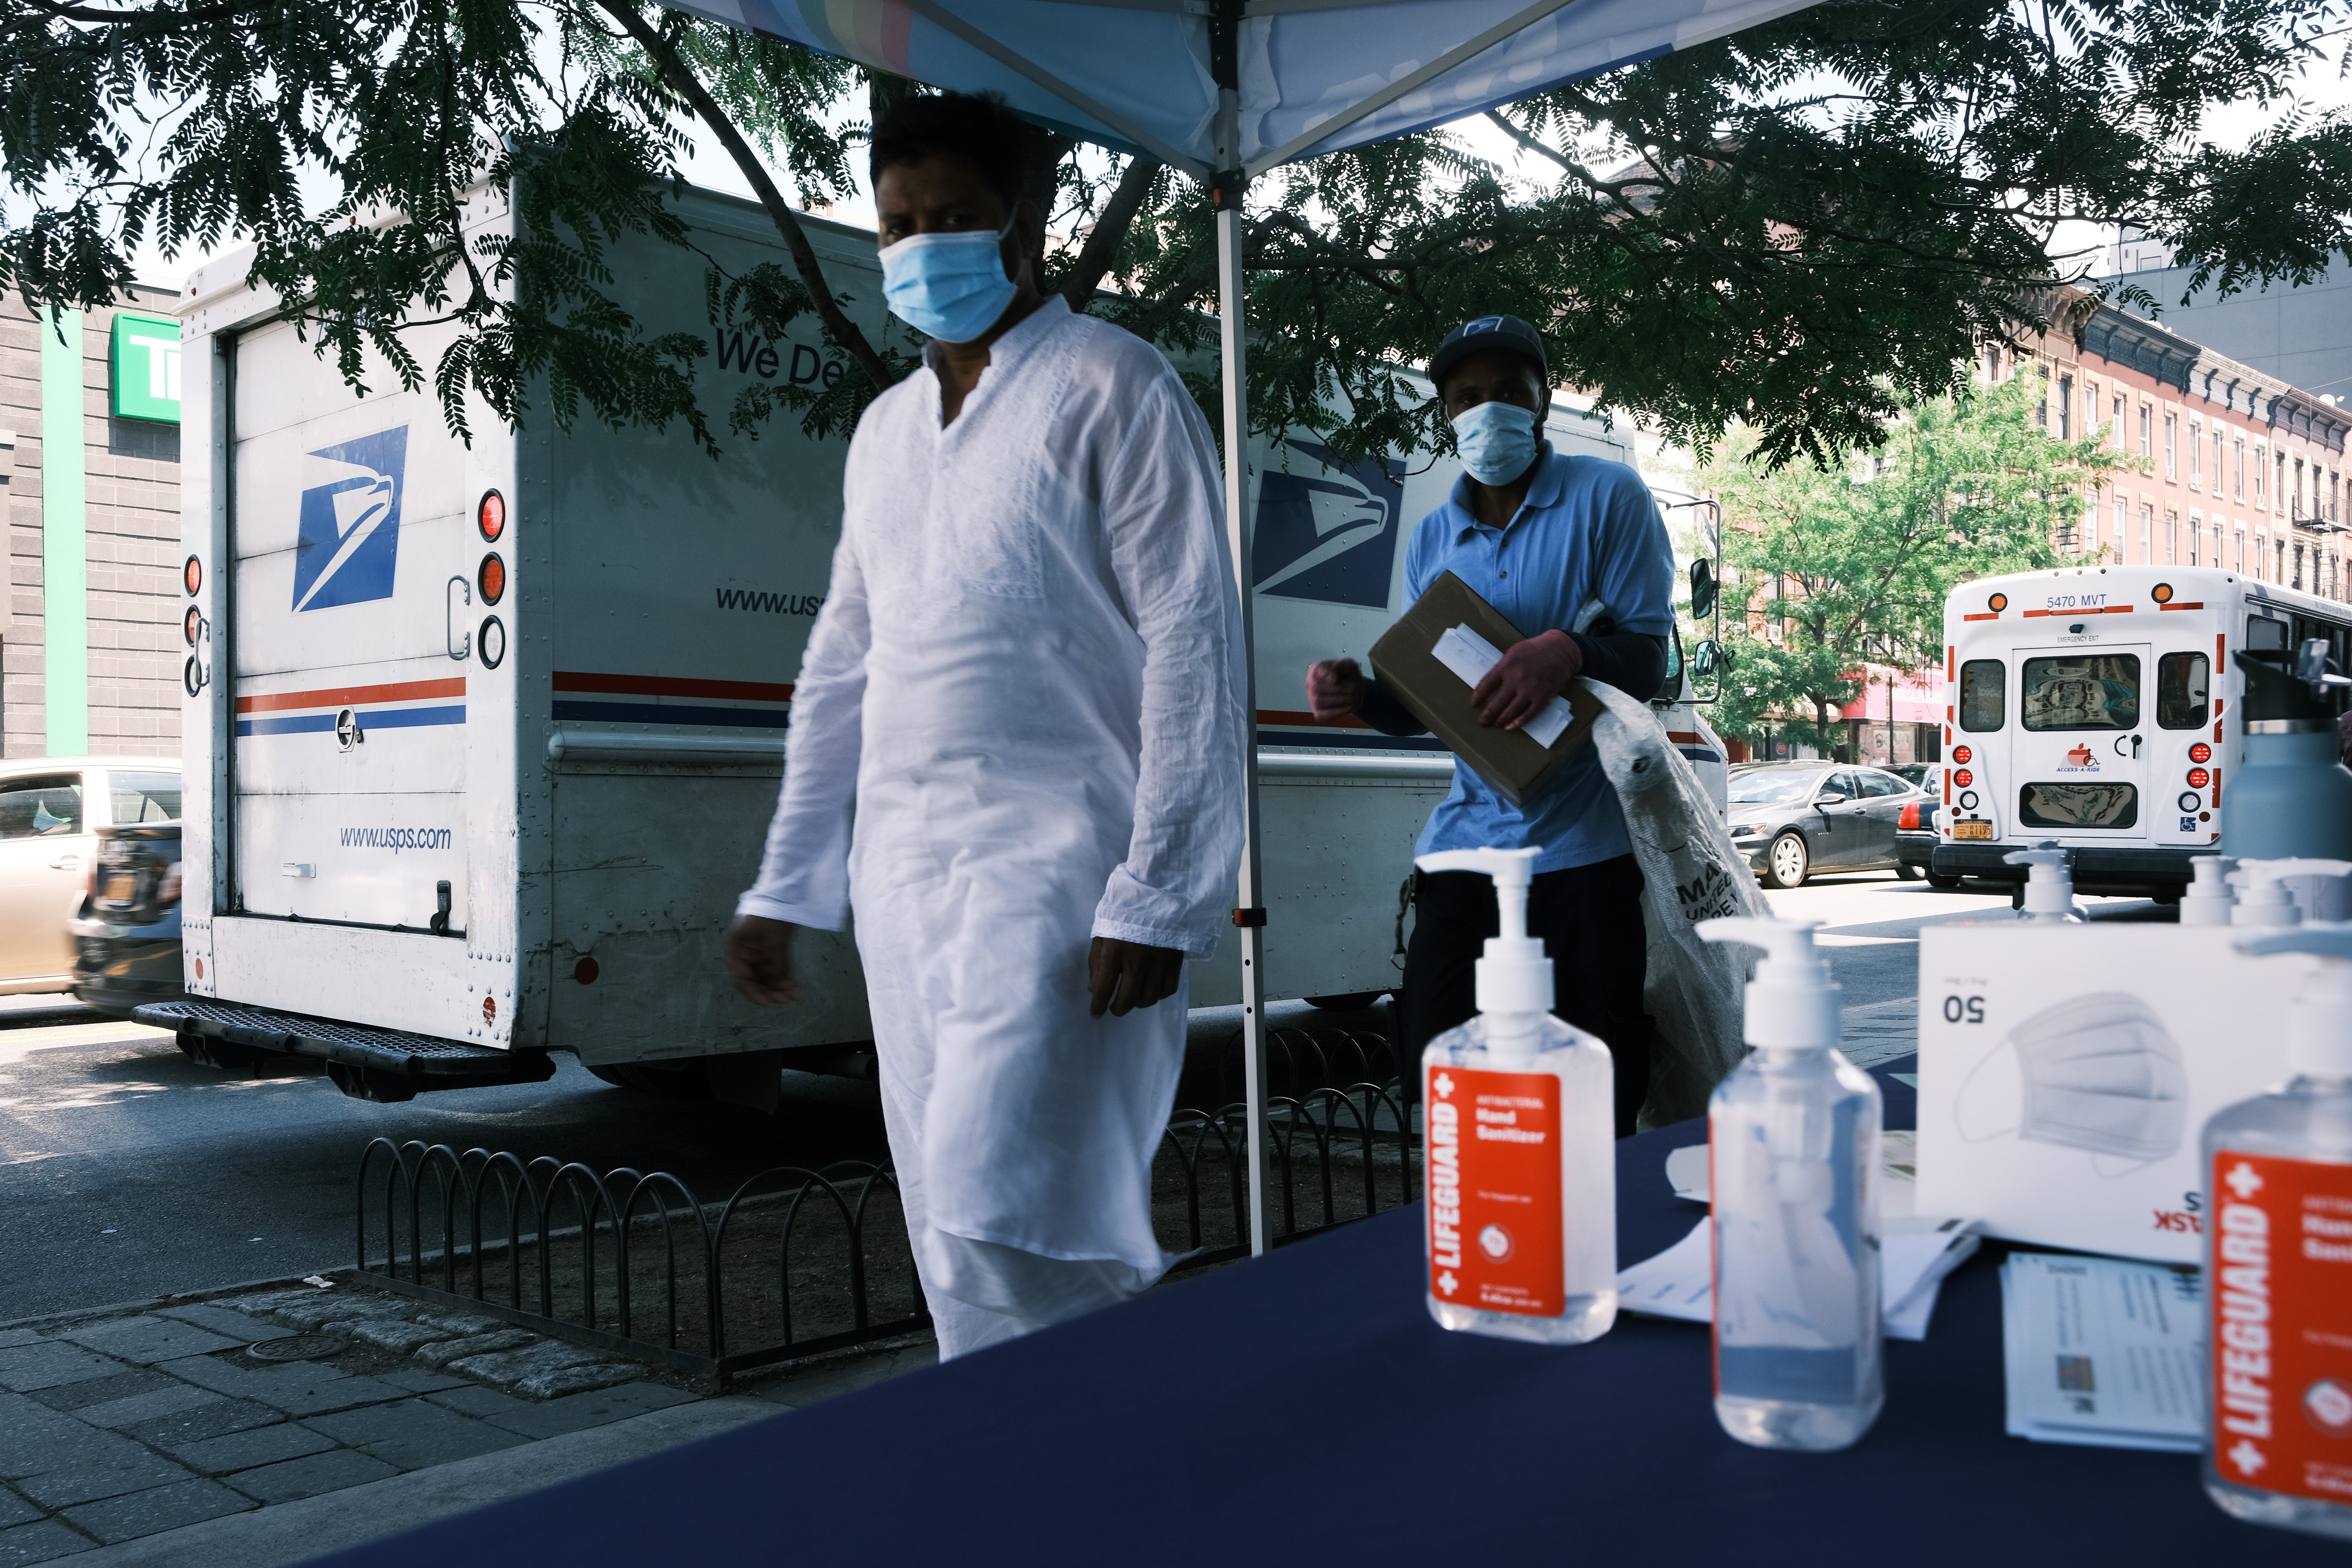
[236,704,466,737]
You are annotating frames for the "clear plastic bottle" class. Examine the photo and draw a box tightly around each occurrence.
[1418,847,1616,1346]
[2203,923,2352,1542]
[1698,916,1884,1450]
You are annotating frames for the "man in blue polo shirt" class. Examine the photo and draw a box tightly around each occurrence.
[1306,314,1673,1136]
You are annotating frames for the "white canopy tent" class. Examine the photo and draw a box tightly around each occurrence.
[664,0,1825,1254]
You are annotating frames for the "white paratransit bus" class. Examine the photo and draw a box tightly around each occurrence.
[155,177,1724,1105]
[1932,563,2352,899]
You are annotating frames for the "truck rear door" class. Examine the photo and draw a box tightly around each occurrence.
[226,318,472,934]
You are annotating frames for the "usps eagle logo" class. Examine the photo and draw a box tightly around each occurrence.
[1251,437,1405,608]
[291,428,407,612]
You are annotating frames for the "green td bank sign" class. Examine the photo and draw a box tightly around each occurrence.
[110,311,182,424]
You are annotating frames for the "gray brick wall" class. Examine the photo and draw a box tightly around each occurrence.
[0,288,183,761]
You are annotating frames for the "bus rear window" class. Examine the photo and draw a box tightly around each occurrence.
[1959,660,2004,731]
[2156,652,2209,730]
[2021,782,2138,830]
[2021,655,2140,731]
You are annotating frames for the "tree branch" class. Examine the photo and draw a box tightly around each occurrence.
[1057,153,1161,312]
[593,0,895,392]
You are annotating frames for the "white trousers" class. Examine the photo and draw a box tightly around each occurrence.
[881,1081,1159,1359]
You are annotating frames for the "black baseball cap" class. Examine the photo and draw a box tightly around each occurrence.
[1429,314,1548,393]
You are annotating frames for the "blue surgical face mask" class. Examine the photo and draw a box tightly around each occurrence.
[1452,400,1540,486]
[880,213,1020,343]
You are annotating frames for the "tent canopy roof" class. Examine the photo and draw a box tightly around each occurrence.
[665,0,1822,178]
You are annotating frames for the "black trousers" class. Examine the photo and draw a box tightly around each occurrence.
[1400,853,1654,1138]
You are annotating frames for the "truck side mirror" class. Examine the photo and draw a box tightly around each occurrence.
[1692,639,1720,677]
[1689,559,1717,620]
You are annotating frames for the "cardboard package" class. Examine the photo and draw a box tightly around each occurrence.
[1914,922,2295,1264]
[1367,571,1601,806]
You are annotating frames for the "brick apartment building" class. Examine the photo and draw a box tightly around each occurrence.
[0,286,184,760]
[1996,294,2352,596]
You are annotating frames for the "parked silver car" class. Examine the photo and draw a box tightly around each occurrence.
[1726,762,1930,888]
[0,758,181,996]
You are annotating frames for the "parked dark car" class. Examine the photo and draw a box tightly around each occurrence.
[1727,762,1930,888]
[70,823,184,1018]
[1895,796,1964,886]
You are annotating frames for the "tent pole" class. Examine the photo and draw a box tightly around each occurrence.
[1212,74,1272,1260]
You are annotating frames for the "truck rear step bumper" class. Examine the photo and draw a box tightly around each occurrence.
[133,1000,555,1102]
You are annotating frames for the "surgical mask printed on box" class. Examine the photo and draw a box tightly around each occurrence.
[1916,924,2291,1263]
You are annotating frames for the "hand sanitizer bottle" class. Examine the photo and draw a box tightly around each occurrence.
[1697,916,1884,1450]
[2004,842,2087,923]
[1417,847,1616,1345]
[2178,856,2238,927]
[2202,922,2352,1542]
[2231,858,2352,928]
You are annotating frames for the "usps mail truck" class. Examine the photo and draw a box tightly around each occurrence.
[154,180,1721,1102]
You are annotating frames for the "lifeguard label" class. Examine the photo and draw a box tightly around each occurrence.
[2210,1151,2352,1505]
[1426,1066,1563,1317]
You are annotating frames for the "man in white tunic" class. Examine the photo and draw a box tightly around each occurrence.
[726,93,1246,1360]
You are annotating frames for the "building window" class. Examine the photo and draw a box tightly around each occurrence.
[2058,375,2073,440]
[2140,404,2152,458]
[2256,446,2266,504]
[2116,395,2127,451]
[2236,437,2246,500]
[2190,512,2202,566]
[2113,493,2126,555]
[2278,451,2288,514]
[2037,365,2049,427]
[2213,517,2223,572]
[2214,426,2226,489]
[2165,413,2176,478]
[2237,528,2247,574]
[2141,504,2153,561]
[2294,457,2306,520]
[2189,421,2201,486]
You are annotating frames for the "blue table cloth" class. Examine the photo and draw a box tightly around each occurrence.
[316,1070,2340,1565]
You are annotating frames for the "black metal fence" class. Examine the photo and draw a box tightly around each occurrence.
[353,1021,1421,1386]
[355,1143,927,1388]
[1160,1021,1418,1266]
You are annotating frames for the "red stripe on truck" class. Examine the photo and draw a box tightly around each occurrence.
[237,677,466,714]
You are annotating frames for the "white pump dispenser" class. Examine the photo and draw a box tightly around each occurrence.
[2178,856,2238,928]
[2230,858,2352,928]
[1415,848,1553,1042]
[1415,847,1616,1346]
[1697,916,1885,1452]
[2004,842,2086,923]
[2199,922,2352,1542]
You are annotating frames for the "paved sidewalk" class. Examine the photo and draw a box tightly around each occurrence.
[0,1278,936,1565]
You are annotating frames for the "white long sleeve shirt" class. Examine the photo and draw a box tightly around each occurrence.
[737,296,1246,960]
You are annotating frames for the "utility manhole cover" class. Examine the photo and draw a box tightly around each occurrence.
[247,1333,349,1362]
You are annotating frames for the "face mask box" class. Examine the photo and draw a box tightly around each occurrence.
[1368,570,1602,806]
[1914,923,2291,1264]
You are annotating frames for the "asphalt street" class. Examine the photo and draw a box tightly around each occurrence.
[0,868,2169,1323]
[1758,869,2165,1006]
